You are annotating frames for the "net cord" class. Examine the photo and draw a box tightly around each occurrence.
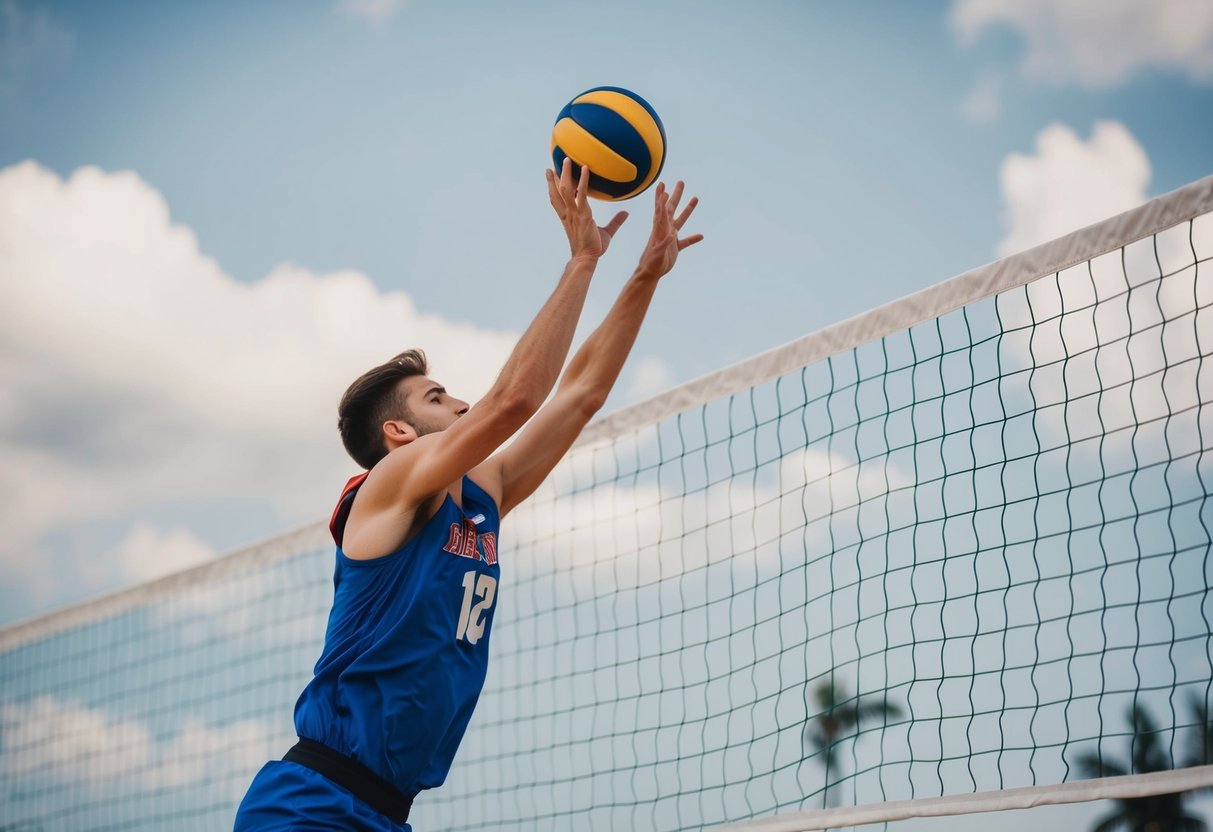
[2,173,1210,652]
[0,521,329,652]
[712,765,1213,832]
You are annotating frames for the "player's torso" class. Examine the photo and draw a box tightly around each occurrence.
[294,475,502,792]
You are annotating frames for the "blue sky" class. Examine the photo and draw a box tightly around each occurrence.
[1,0,1211,637]
[2,2,1213,827]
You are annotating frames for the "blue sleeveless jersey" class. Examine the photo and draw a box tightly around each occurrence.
[293,475,502,797]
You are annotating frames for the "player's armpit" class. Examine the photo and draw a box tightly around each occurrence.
[480,386,601,518]
[468,454,506,512]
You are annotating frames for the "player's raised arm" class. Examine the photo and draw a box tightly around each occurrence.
[478,180,703,517]
[369,161,630,506]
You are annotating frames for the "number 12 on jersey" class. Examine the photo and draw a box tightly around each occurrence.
[455,570,497,645]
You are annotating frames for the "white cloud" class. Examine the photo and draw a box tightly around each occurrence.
[0,695,274,791]
[996,121,1149,257]
[626,355,674,403]
[338,0,406,25]
[1,695,151,784]
[114,523,215,584]
[154,716,275,790]
[952,0,1213,87]
[0,160,518,613]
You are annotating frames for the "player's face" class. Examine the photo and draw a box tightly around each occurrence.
[400,375,469,436]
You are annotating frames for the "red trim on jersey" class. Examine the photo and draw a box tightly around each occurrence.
[329,472,370,547]
[442,522,465,554]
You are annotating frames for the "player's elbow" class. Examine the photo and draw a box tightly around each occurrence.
[568,384,608,418]
[582,388,608,416]
[494,388,542,424]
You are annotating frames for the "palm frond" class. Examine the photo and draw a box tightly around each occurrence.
[1183,692,1211,769]
[856,697,903,722]
[1074,750,1129,780]
[812,680,841,711]
[1126,703,1179,775]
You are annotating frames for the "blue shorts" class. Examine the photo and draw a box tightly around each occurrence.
[234,760,412,831]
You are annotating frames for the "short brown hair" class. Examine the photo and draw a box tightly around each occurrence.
[338,349,429,470]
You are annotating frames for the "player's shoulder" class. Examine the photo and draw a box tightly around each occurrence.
[358,436,442,502]
[340,451,450,559]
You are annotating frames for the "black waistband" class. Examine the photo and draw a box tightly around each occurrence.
[283,738,413,824]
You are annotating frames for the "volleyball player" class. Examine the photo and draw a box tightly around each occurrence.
[234,160,701,830]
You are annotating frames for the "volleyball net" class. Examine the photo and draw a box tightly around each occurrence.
[2,176,1212,831]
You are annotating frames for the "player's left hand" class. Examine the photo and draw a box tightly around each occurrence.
[636,181,703,279]
[547,158,628,260]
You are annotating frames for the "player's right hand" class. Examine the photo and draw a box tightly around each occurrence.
[635,180,703,279]
[546,158,628,261]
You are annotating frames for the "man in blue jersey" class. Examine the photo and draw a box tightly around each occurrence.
[234,160,702,831]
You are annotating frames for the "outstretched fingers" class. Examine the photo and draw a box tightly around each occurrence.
[603,210,629,238]
[666,181,685,216]
[559,156,574,195]
[670,183,701,250]
[653,181,667,211]
[652,182,672,233]
[575,163,591,206]
[674,196,699,230]
[546,169,567,218]
[677,232,705,251]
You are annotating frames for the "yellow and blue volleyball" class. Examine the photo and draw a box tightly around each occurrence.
[550,86,666,201]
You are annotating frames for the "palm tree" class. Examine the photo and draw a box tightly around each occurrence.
[802,677,902,808]
[1186,692,1211,770]
[1075,701,1208,832]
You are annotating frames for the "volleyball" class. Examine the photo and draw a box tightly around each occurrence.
[550,86,667,201]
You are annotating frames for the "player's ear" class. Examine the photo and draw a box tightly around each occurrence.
[382,419,418,446]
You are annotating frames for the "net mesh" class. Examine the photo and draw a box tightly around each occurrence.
[1,190,1211,831]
